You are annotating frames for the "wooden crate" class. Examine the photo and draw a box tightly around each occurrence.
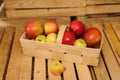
[3,0,86,17]
[20,24,103,66]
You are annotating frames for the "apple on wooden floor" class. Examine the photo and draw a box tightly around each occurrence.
[50,61,65,75]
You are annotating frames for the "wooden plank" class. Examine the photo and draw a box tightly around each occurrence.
[0,17,70,27]
[87,4,120,14]
[4,0,86,9]
[102,28,120,80]
[0,3,5,18]
[0,0,3,5]
[19,55,32,80]
[93,55,110,80]
[87,0,120,5]
[0,27,4,42]
[48,60,61,80]
[0,27,14,80]
[6,8,85,17]
[110,22,120,64]
[5,27,32,80]
[76,64,92,80]
[104,22,120,65]
[103,22,120,56]
[34,58,46,80]
[5,27,23,80]
[62,62,76,80]
[77,16,120,22]
[89,67,97,80]
[111,22,120,40]
[90,22,110,80]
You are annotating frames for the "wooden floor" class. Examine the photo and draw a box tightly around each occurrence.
[0,18,120,80]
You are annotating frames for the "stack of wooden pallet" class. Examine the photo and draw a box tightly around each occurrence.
[3,0,120,18]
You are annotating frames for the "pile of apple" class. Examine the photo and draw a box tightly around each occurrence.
[25,20,102,48]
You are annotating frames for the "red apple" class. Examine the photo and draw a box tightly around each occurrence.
[25,21,43,39]
[62,30,76,45]
[69,20,85,36]
[83,27,102,47]
[44,20,59,35]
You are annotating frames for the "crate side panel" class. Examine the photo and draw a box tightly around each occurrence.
[0,17,70,27]
[6,8,86,17]
[4,0,86,9]
[87,0,120,5]
[87,4,120,15]
[22,39,98,66]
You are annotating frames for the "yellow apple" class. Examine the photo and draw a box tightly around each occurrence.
[50,61,64,75]
[47,33,57,43]
[74,39,87,47]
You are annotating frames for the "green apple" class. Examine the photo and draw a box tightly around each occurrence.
[47,33,57,43]
[74,39,87,47]
[35,35,47,42]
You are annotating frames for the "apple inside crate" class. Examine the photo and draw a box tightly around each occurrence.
[20,25,103,66]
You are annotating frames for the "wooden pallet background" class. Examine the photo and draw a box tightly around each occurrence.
[3,0,120,18]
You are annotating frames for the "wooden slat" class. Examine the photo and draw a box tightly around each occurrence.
[0,27,14,80]
[87,0,120,5]
[87,4,120,15]
[104,22,120,65]
[89,67,97,80]
[19,55,32,80]
[62,62,76,80]
[6,8,85,17]
[76,64,92,80]
[0,3,5,18]
[4,0,86,9]
[0,27,4,42]
[34,58,46,80]
[102,28,120,80]
[0,17,70,27]
[93,55,110,80]
[103,22,120,56]
[111,22,120,40]
[0,0,3,5]
[5,27,23,80]
[6,27,32,80]
[48,60,61,80]
[90,22,110,80]
[77,16,120,22]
